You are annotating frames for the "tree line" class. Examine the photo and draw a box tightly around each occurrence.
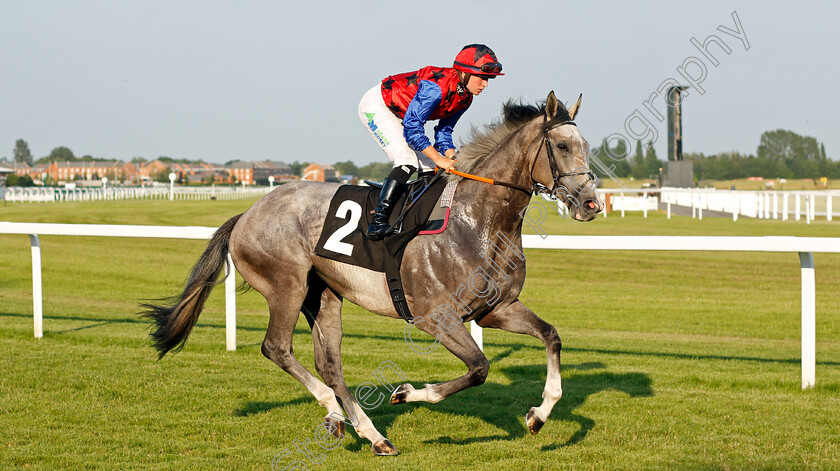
[7,128,836,186]
[593,129,837,182]
[10,141,110,165]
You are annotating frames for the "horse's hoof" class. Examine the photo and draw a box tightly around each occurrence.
[371,439,399,456]
[323,416,345,439]
[526,408,545,435]
[390,383,415,405]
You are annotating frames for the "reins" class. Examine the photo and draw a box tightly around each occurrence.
[439,118,592,199]
[442,167,532,195]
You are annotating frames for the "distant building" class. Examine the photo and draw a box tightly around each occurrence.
[0,157,309,186]
[338,174,358,185]
[30,163,49,181]
[0,159,32,177]
[139,160,170,182]
[48,161,125,183]
[255,161,296,183]
[302,163,337,182]
[228,161,256,185]
[229,160,296,185]
[171,162,227,184]
[0,165,10,195]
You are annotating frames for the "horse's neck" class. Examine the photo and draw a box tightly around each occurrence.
[452,123,538,239]
[473,121,539,192]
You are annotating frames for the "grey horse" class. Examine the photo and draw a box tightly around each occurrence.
[143,91,603,455]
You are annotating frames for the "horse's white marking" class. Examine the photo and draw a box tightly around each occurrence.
[405,384,444,403]
[532,367,562,422]
[308,380,343,415]
[344,402,387,443]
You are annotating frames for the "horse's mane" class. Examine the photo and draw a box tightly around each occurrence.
[451,100,571,177]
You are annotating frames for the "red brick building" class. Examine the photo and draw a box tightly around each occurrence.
[302,163,337,182]
[48,161,125,183]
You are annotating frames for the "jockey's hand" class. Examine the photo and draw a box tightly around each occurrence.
[437,158,456,171]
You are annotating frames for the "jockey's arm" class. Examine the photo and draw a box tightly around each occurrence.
[419,145,455,170]
[404,81,460,171]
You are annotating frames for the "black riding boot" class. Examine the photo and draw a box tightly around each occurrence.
[366,178,407,241]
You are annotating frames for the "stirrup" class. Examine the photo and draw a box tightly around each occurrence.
[365,221,390,240]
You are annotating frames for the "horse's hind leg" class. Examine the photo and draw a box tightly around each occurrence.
[260,282,345,424]
[477,301,562,435]
[308,284,397,456]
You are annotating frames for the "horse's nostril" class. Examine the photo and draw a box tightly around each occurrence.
[585,200,596,210]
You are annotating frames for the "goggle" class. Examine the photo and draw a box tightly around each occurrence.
[455,61,503,74]
[477,61,503,74]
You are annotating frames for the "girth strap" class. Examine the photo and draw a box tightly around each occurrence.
[383,237,413,322]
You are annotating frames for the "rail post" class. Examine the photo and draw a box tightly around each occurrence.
[783,193,789,221]
[795,194,801,221]
[29,235,43,339]
[732,192,739,222]
[798,252,815,389]
[225,253,236,351]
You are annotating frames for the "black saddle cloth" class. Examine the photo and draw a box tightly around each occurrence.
[314,177,448,272]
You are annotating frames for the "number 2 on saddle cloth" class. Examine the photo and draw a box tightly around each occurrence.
[314,176,455,321]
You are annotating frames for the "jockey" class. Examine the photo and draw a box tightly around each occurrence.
[358,43,504,240]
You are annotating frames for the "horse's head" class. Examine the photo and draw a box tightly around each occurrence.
[531,91,603,222]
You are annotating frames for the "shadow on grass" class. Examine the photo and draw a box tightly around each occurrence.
[233,396,314,417]
[236,360,652,450]
[411,362,653,448]
[0,311,272,334]
[7,311,835,367]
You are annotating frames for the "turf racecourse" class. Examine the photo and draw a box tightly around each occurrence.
[1,196,839,470]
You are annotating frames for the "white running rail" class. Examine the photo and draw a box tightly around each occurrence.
[0,222,237,351]
[1,222,838,389]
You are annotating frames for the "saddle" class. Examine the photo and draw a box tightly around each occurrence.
[364,177,454,235]
[314,177,458,321]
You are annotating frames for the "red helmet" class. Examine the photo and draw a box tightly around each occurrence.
[453,44,504,76]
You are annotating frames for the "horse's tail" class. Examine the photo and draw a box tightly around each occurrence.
[141,213,243,359]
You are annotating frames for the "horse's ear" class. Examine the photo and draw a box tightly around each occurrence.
[568,93,582,120]
[545,90,559,120]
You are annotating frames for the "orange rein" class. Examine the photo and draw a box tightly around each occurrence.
[435,166,533,194]
[441,167,495,185]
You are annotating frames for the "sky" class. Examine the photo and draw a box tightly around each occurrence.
[1,0,838,167]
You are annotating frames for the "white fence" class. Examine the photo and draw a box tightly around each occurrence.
[2,185,271,203]
[0,222,237,352]
[1,222,838,389]
[600,188,838,223]
[659,188,837,222]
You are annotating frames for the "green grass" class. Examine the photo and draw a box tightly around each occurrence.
[1,198,839,470]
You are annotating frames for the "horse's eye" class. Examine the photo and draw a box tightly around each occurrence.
[557,143,568,151]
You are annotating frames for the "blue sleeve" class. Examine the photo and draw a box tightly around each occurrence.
[433,109,465,154]
[402,80,442,151]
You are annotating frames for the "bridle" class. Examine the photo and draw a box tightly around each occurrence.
[446,117,596,206]
[529,117,597,205]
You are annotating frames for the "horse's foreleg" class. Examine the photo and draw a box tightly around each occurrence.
[477,301,562,435]
[391,321,488,404]
[310,287,397,456]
